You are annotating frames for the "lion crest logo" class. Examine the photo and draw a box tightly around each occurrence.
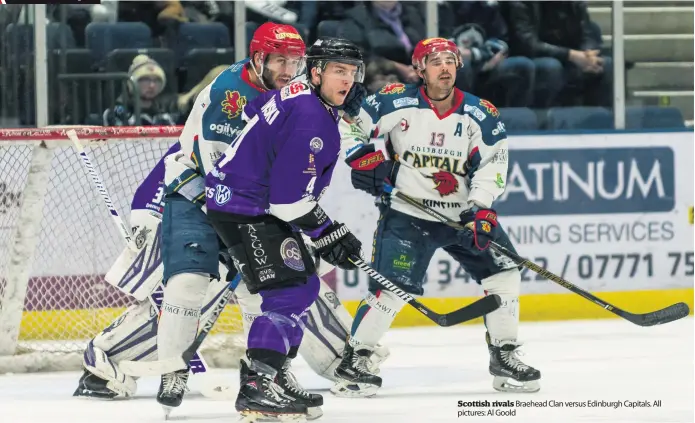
[431,171,459,197]
[221,90,247,119]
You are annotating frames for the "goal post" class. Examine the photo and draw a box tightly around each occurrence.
[0,126,244,373]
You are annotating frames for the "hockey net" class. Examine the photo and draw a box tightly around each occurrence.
[0,126,244,373]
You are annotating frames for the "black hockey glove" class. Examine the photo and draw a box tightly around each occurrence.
[339,83,367,117]
[458,207,499,252]
[347,145,398,196]
[311,222,362,270]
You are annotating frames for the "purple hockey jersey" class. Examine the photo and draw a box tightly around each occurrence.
[205,80,341,237]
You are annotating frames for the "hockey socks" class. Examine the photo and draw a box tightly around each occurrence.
[157,273,209,360]
[350,289,406,346]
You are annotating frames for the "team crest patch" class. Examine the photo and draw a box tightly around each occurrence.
[214,184,232,206]
[221,90,247,119]
[281,81,310,100]
[479,99,499,117]
[431,171,459,197]
[309,137,323,153]
[481,221,491,233]
[379,83,406,95]
[280,238,305,271]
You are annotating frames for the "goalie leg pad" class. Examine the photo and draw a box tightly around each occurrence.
[91,300,158,363]
[298,277,353,381]
[480,268,520,343]
[157,272,210,360]
[80,343,137,399]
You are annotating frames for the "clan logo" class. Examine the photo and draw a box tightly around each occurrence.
[431,171,459,196]
[379,83,406,95]
[280,238,305,271]
[479,99,499,117]
[221,90,247,119]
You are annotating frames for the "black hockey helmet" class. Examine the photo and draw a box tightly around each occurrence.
[305,37,365,83]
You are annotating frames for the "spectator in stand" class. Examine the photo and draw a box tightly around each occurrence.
[341,1,475,93]
[286,1,357,41]
[363,57,402,93]
[449,1,534,107]
[103,54,181,126]
[504,1,612,108]
[342,1,424,87]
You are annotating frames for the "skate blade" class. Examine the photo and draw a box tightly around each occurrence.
[162,406,173,420]
[307,406,323,420]
[492,376,540,393]
[239,410,307,423]
[330,381,379,398]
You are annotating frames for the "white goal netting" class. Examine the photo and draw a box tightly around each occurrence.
[0,126,244,373]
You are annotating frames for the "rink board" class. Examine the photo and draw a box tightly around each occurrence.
[325,132,694,300]
[8,131,695,339]
[18,288,693,339]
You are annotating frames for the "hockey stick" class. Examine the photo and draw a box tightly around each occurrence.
[383,183,690,327]
[68,130,133,245]
[348,256,501,327]
[118,277,239,377]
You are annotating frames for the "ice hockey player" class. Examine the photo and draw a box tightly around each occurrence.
[73,25,386,415]
[332,37,541,397]
[204,37,367,421]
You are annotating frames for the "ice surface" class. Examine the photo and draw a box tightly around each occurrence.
[1,318,692,423]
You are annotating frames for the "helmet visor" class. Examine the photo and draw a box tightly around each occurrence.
[265,53,306,79]
[321,59,365,83]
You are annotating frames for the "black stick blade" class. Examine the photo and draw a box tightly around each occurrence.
[438,295,502,327]
[624,302,690,327]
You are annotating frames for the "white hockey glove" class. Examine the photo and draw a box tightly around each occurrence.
[163,152,206,209]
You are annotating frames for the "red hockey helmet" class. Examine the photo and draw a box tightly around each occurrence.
[249,22,306,60]
[411,37,462,71]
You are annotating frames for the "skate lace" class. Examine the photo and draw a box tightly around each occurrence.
[352,353,373,374]
[162,372,188,395]
[281,368,309,397]
[501,346,530,372]
[263,379,292,404]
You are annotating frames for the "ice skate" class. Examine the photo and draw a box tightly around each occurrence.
[236,360,307,422]
[73,370,120,400]
[487,333,540,393]
[276,358,323,420]
[156,369,190,419]
[331,340,382,397]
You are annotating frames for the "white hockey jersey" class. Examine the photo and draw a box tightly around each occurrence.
[340,82,509,222]
[163,59,265,206]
